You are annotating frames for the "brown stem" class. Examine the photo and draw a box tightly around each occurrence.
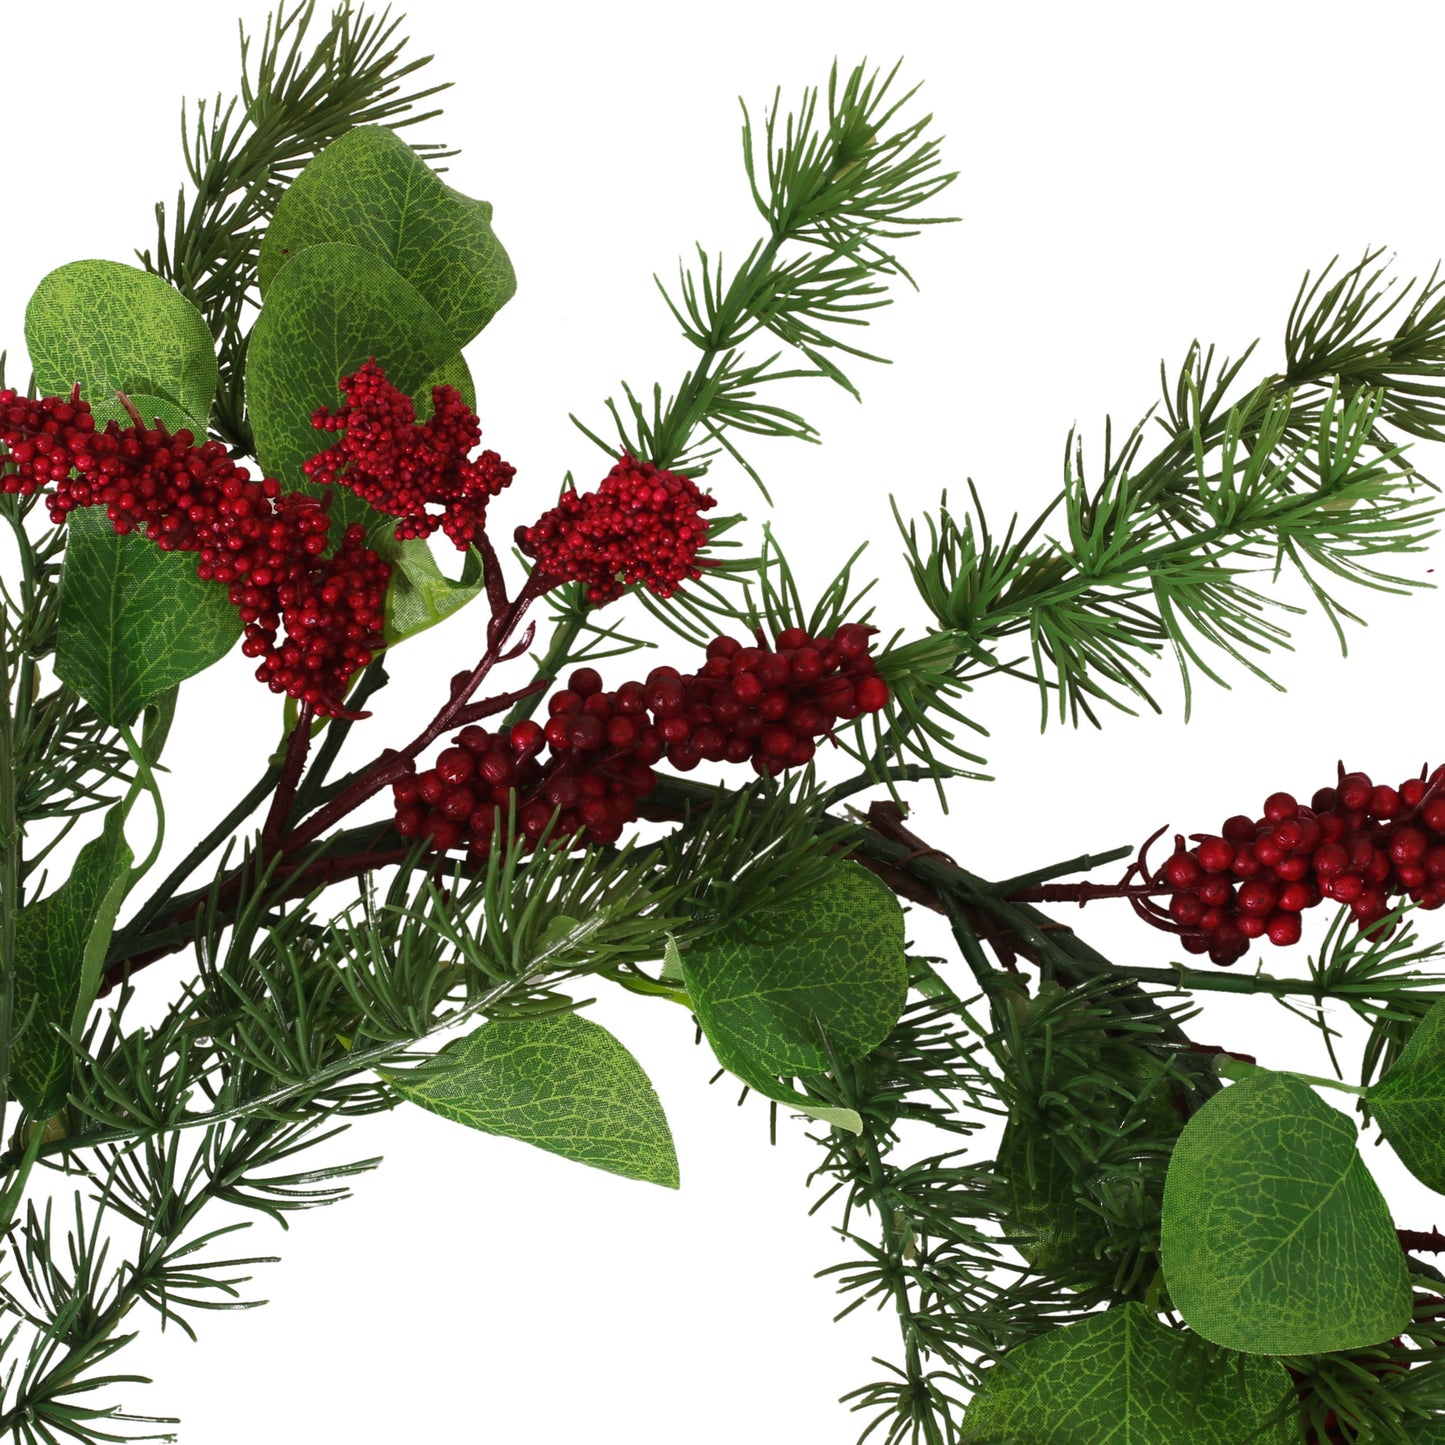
[98,834,411,995]
[281,570,554,856]
[1006,880,1173,905]
[1400,1226,1445,1254]
[261,700,315,860]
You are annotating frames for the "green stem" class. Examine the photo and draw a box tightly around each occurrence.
[1213,1053,1369,1096]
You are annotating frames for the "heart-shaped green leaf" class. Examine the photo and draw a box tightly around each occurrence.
[245,242,474,520]
[258,125,515,348]
[1368,995,1445,1193]
[1161,1070,1412,1354]
[959,1302,1297,1444]
[10,804,134,1117]
[56,506,240,728]
[679,860,907,1079]
[25,260,217,425]
[389,1010,679,1188]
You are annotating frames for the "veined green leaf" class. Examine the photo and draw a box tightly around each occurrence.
[1368,995,1445,1193]
[364,519,487,646]
[679,860,907,1078]
[246,241,475,523]
[959,1302,1297,1443]
[11,804,133,1117]
[1160,1070,1411,1354]
[56,507,240,728]
[258,124,515,349]
[25,260,217,424]
[389,1010,679,1188]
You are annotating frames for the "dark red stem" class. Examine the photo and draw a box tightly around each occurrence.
[261,700,315,860]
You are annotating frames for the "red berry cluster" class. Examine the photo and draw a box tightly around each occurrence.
[659,623,889,778]
[392,624,890,858]
[304,358,516,550]
[516,453,716,605]
[0,387,389,717]
[1143,765,1445,965]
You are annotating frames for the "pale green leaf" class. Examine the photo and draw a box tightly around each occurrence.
[258,124,515,348]
[959,1302,1297,1444]
[390,1011,679,1188]
[245,241,474,519]
[1369,995,1445,1193]
[56,507,240,727]
[11,804,133,1117]
[1161,1070,1412,1354]
[363,518,487,645]
[25,260,217,424]
[679,860,907,1078]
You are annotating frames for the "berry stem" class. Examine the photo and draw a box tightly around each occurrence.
[263,700,316,860]
[280,570,553,856]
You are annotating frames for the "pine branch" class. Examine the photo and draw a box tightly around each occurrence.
[896,286,1442,736]
[576,59,956,487]
[137,0,453,456]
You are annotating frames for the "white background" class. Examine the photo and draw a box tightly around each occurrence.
[5,1,1445,1440]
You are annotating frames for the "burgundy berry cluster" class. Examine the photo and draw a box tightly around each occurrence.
[392,624,891,859]
[1142,764,1445,965]
[666,624,888,777]
[0,387,388,717]
[303,358,516,550]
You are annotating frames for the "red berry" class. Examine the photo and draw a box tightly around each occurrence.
[1238,880,1277,917]
[856,676,890,712]
[1263,792,1298,823]
[1392,826,1429,865]
[1370,784,1401,819]
[1222,814,1257,845]
[1267,913,1302,947]
[436,747,475,785]
[1163,853,1202,889]
[509,720,545,756]
[1196,837,1234,873]
[1338,772,1373,811]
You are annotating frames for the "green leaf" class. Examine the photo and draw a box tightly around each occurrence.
[258,124,515,348]
[56,507,241,728]
[959,1302,1297,1444]
[389,1011,679,1188]
[1160,1070,1412,1354]
[679,860,907,1077]
[86,392,208,441]
[723,1051,863,1136]
[24,260,217,424]
[11,804,133,1116]
[139,687,178,767]
[363,519,487,646]
[1368,995,1445,1193]
[245,241,475,520]
[995,1123,1096,1278]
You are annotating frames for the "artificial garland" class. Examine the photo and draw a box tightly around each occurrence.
[3,4,1445,1443]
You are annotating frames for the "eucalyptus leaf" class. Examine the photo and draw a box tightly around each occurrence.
[10,804,133,1117]
[24,260,217,424]
[389,1011,679,1188]
[245,241,475,521]
[56,508,240,728]
[363,519,487,646]
[258,124,515,348]
[1160,1070,1412,1354]
[1368,994,1445,1193]
[85,393,209,442]
[679,860,907,1078]
[959,1302,1297,1444]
